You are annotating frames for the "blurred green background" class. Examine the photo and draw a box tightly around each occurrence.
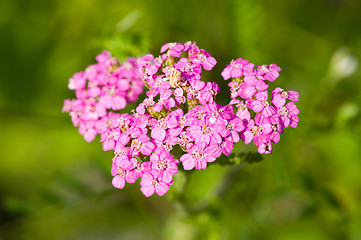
[1,0,361,239]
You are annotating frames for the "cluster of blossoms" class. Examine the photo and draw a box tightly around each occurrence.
[63,41,300,197]
[222,58,299,154]
[62,51,144,142]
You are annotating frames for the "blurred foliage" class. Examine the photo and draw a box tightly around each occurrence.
[1,0,361,239]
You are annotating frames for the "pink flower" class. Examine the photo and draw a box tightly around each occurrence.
[150,150,178,183]
[257,64,282,82]
[140,170,172,197]
[204,103,228,124]
[117,127,142,147]
[242,114,272,146]
[221,58,254,80]
[130,134,155,156]
[188,48,217,71]
[271,87,299,107]
[247,91,276,117]
[180,143,216,170]
[96,50,111,63]
[241,80,269,99]
[68,72,86,90]
[223,117,245,143]
[174,58,202,79]
[230,99,251,120]
[257,137,273,154]
[208,136,234,157]
[127,160,151,183]
[146,75,170,97]
[83,103,107,120]
[268,116,284,143]
[101,129,120,151]
[178,132,194,150]
[99,86,126,110]
[78,121,97,142]
[277,102,299,128]
[198,82,220,105]
[111,155,134,189]
[187,118,222,145]
[151,115,179,141]
[160,42,185,57]
[152,89,176,112]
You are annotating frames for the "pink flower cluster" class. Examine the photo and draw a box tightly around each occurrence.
[62,51,144,142]
[63,41,300,197]
[99,41,299,197]
[222,58,299,154]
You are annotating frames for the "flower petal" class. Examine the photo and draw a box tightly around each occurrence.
[112,175,125,189]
